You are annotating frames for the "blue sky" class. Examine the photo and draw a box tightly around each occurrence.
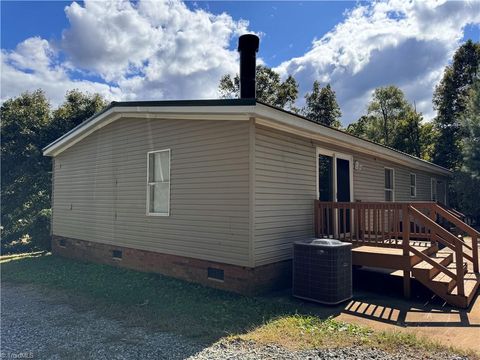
[1,1,479,124]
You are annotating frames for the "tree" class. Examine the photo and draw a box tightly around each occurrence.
[1,89,107,253]
[451,80,480,222]
[302,82,342,127]
[218,65,299,110]
[391,109,422,158]
[1,90,52,253]
[50,90,107,139]
[346,86,436,159]
[346,115,375,138]
[367,86,410,147]
[460,80,480,178]
[432,40,480,170]
[418,122,439,162]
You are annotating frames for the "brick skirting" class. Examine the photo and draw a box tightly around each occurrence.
[52,235,292,295]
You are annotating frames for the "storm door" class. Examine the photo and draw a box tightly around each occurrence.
[317,148,353,238]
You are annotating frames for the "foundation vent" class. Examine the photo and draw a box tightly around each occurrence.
[207,267,224,282]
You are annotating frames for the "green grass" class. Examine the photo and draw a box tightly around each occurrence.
[1,253,307,341]
[237,315,476,357]
[1,253,476,358]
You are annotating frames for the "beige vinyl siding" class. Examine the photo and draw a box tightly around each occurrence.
[53,118,251,266]
[352,155,441,202]
[254,127,316,265]
[253,125,448,266]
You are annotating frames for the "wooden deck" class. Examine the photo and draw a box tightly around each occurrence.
[352,241,437,270]
[314,201,480,308]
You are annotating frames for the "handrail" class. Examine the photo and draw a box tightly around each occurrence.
[408,206,461,250]
[408,246,457,280]
[430,203,479,273]
[432,203,480,238]
[314,200,477,294]
[437,201,466,220]
[408,205,465,296]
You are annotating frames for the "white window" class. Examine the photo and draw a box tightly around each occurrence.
[147,149,171,216]
[431,178,437,202]
[410,173,417,198]
[384,168,394,202]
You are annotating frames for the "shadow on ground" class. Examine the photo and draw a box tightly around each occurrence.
[342,268,479,328]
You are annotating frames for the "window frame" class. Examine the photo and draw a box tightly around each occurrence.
[384,167,395,202]
[146,149,171,217]
[409,173,417,198]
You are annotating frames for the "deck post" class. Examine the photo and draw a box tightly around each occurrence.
[472,235,479,273]
[402,204,411,298]
[429,204,437,246]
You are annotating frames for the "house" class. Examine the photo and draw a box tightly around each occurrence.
[44,35,479,307]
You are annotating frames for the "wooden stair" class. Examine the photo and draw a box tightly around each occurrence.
[406,204,480,308]
[412,248,478,308]
[314,200,479,308]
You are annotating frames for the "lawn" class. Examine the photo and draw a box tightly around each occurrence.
[1,253,476,358]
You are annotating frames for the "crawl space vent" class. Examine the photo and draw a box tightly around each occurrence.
[207,267,224,281]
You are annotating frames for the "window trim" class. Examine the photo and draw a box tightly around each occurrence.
[146,149,171,217]
[384,167,395,202]
[431,177,437,202]
[409,173,417,198]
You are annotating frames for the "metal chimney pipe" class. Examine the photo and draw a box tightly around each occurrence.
[237,34,259,99]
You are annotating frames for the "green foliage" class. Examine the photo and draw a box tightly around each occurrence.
[367,86,410,146]
[432,40,480,170]
[346,115,375,138]
[418,122,439,162]
[218,65,299,110]
[391,109,422,158]
[346,86,434,159]
[302,82,342,127]
[460,80,480,178]
[450,80,480,220]
[1,89,107,254]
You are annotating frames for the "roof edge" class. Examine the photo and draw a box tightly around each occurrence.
[255,101,451,176]
[42,98,256,154]
[42,98,451,177]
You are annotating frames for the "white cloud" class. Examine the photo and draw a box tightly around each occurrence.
[1,37,121,106]
[61,0,248,99]
[1,0,479,123]
[1,0,248,106]
[275,0,480,124]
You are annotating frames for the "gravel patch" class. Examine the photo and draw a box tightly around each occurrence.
[1,282,203,359]
[188,339,470,360]
[1,282,471,360]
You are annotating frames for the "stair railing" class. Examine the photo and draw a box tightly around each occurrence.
[408,205,467,296]
[430,203,479,273]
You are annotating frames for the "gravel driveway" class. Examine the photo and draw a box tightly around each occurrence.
[1,282,202,359]
[1,282,470,360]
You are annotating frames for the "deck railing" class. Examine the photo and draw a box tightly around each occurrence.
[314,200,480,296]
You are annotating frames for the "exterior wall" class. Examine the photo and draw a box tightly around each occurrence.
[52,235,291,295]
[53,117,251,267]
[353,155,444,202]
[254,126,317,266]
[253,124,448,266]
